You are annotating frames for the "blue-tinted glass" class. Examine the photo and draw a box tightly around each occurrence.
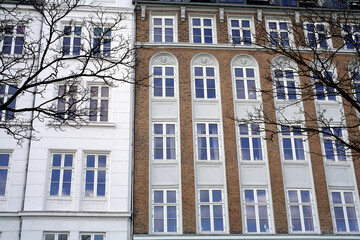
[308,33,316,47]
[62,182,71,195]
[213,205,223,230]
[97,184,105,196]
[200,206,211,231]
[193,19,201,26]
[154,18,162,25]
[242,20,250,28]
[210,141,219,160]
[165,18,173,26]
[334,207,345,218]
[0,169,7,182]
[248,80,257,99]
[203,19,212,26]
[165,78,174,96]
[213,190,222,202]
[167,219,177,232]
[206,67,214,77]
[246,68,255,78]
[8,84,17,95]
[277,81,285,99]
[207,79,216,98]
[257,190,266,202]
[247,219,257,232]
[85,182,94,196]
[154,205,163,218]
[195,67,203,76]
[195,80,204,97]
[241,138,250,149]
[239,124,248,135]
[64,154,73,166]
[166,137,176,159]
[245,190,254,202]
[193,34,201,43]
[2,36,12,54]
[349,217,359,231]
[154,124,163,134]
[154,138,163,159]
[154,190,163,203]
[283,139,293,160]
[209,124,218,134]
[232,30,241,44]
[294,139,304,160]
[167,190,176,203]
[166,124,175,134]
[50,182,59,195]
[153,67,162,76]
[14,37,24,54]
[332,192,342,203]
[167,206,176,219]
[63,169,72,182]
[319,33,328,48]
[51,169,60,182]
[200,190,209,202]
[288,190,298,202]
[198,139,207,160]
[281,32,289,47]
[87,155,95,167]
[86,170,94,183]
[269,22,277,30]
[344,192,354,203]
[53,154,62,166]
[235,68,243,77]
[236,80,245,99]
[197,124,206,134]
[98,155,106,167]
[301,190,310,202]
[231,20,239,27]
[94,235,103,240]
[94,28,101,37]
[253,139,263,160]
[270,32,278,45]
[279,22,287,30]
[0,154,9,167]
[154,78,162,97]
[251,124,260,135]
[243,30,252,45]
[324,140,335,161]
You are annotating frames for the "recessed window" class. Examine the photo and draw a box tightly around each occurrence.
[238,124,263,161]
[84,154,107,197]
[228,18,252,45]
[195,123,220,161]
[152,16,176,43]
[305,23,329,49]
[274,69,297,100]
[49,153,74,196]
[152,189,178,233]
[190,17,215,44]
[342,24,360,49]
[267,20,291,47]
[57,85,78,121]
[93,27,111,57]
[194,66,216,99]
[198,189,225,232]
[153,123,176,160]
[321,127,347,161]
[153,66,175,97]
[280,125,306,161]
[80,233,105,240]
[2,25,25,55]
[233,67,257,99]
[89,86,110,122]
[44,232,69,240]
[0,153,10,196]
[313,71,337,101]
[63,25,81,55]
[0,83,17,121]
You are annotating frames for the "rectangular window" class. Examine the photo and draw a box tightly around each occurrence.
[196,123,220,161]
[234,67,257,99]
[228,18,252,45]
[287,189,315,232]
[63,26,81,55]
[0,153,10,196]
[198,189,225,232]
[49,153,74,196]
[274,69,297,100]
[89,86,110,122]
[238,124,263,161]
[353,72,360,102]
[194,66,216,99]
[84,154,107,197]
[313,71,337,101]
[0,83,17,121]
[305,23,329,48]
[322,127,347,161]
[342,25,360,49]
[153,123,176,160]
[190,17,215,44]
[93,27,111,57]
[331,190,360,232]
[2,25,25,54]
[152,189,178,233]
[280,126,306,161]
[44,233,69,240]
[153,66,175,97]
[80,233,105,240]
[282,0,297,6]
[57,85,77,121]
[243,189,270,233]
[267,20,290,47]
[152,16,176,43]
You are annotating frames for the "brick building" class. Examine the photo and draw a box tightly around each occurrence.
[133,0,360,239]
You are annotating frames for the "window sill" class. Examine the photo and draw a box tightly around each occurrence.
[47,196,73,201]
[196,160,223,165]
[193,98,219,103]
[86,122,116,127]
[239,160,267,165]
[151,160,178,165]
[82,197,108,201]
[324,160,352,167]
[152,98,177,103]
[282,160,309,166]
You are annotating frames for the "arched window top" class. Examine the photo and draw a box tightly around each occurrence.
[231,55,258,68]
[270,55,298,71]
[191,53,218,67]
[150,52,178,66]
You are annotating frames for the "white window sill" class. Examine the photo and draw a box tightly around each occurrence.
[47,196,73,201]
[82,197,108,201]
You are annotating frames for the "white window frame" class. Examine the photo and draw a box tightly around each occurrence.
[312,70,338,101]
[89,85,111,122]
[1,24,26,55]
[150,14,177,43]
[279,125,307,161]
[304,22,332,49]
[265,19,293,48]
[287,189,317,233]
[193,65,217,100]
[273,68,300,101]
[62,25,82,56]
[189,15,217,44]
[238,123,265,161]
[0,153,11,197]
[232,66,258,100]
[152,122,177,161]
[49,152,75,197]
[197,189,226,233]
[80,233,105,240]
[84,153,109,197]
[0,83,17,121]
[92,27,111,57]
[342,24,360,50]
[152,65,176,98]
[227,16,254,45]
[330,190,360,233]
[56,84,78,121]
[242,188,271,233]
[320,126,349,162]
[151,189,179,233]
[43,232,69,240]
[195,122,221,161]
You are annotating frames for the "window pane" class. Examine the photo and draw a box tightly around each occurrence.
[212,190,222,202]
[200,190,209,202]
[245,190,254,202]
[154,190,163,203]
[167,190,176,203]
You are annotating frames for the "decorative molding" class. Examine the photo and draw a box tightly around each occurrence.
[152,53,177,65]
[141,6,146,21]
[181,7,186,21]
[233,56,255,67]
[257,9,262,23]
[219,8,224,23]
[193,54,216,66]
[295,11,300,24]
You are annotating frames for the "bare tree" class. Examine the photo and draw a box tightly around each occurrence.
[232,2,360,160]
[0,0,135,143]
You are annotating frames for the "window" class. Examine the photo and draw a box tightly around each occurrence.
[238,124,263,161]
[195,123,220,161]
[63,26,81,55]
[243,189,270,233]
[282,0,297,6]
[274,69,297,100]
[84,154,107,197]
[353,71,360,102]
[321,127,347,161]
[233,67,257,99]
[228,18,252,45]
[153,123,176,160]
[0,83,17,121]
[267,20,291,47]
[152,16,176,43]
[313,71,337,101]
[0,153,10,196]
[190,17,215,44]
[44,233,69,240]
[280,125,306,161]
[331,190,360,232]
[49,153,74,196]
[153,66,175,97]
[57,85,77,120]
[194,66,216,99]
[198,189,225,232]
[80,233,105,240]
[342,25,360,49]
[152,190,178,233]
[305,23,329,48]
[287,189,316,232]
[89,86,110,122]
[93,27,111,57]
[2,25,25,54]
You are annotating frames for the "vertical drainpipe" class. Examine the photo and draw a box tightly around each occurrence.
[18,4,45,240]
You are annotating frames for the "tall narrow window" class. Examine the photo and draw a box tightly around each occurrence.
[196,123,220,161]
[353,71,360,102]
[234,67,257,99]
[0,153,10,196]
[93,27,111,57]
[342,25,360,50]
[198,189,225,232]
[152,190,178,233]
[190,17,215,44]
[44,233,69,240]
[57,85,77,121]
[267,20,290,47]
[287,189,316,232]
[305,23,329,49]
[89,86,110,122]
[274,69,297,100]
[2,25,25,54]
[331,190,360,232]
[152,16,175,43]
[280,125,306,161]
[243,189,270,233]
[228,18,252,45]
[321,127,347,161]
[194,66,216,99]
[313,71,337,101]
[153,66,175,97]
[49,153,74,196]
[84,154,107,197]
[63,26,81,55]
[0,83,17,120]
[153,123,176,160]
[238,124,263,161]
